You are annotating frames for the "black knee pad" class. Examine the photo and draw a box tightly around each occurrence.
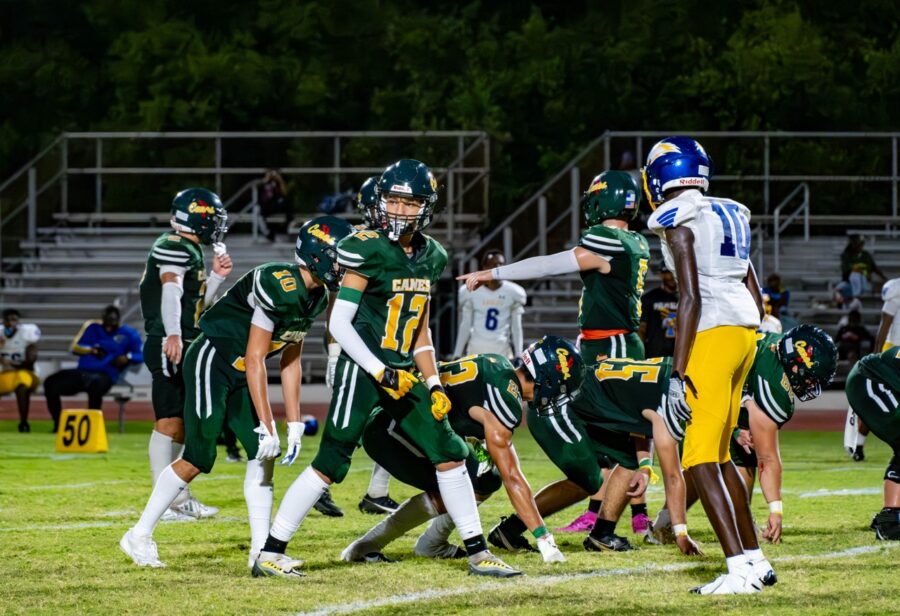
[886,455,900,484]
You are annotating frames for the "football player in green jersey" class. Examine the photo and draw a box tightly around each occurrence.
[341,337,582,565]
[121,216,354,569]
[845,346,900,540]
[460,170,652,533]
[139,187,230,521]
[652,326,837,548]
[254,159,519,579]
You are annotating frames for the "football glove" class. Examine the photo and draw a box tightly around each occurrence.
[325,343,341,389]
[661,376,691,441]
[281,421,304,466]
[430,385,452,421]
[254,423,281,461]
[537,533,565,563]
[377,367,417,400]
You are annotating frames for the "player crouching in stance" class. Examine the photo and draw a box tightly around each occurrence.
[845,346,900,541]
[253,159,519,579]
[654,326,837,546]
[341,336,581,567]
[120,216,354,568]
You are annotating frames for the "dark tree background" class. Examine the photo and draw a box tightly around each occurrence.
[2,0,899,216]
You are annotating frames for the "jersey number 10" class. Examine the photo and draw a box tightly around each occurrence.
[711,202,750,260]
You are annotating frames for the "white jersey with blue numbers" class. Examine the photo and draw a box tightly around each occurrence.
[648,189,760,332]
[454,282,527,358]
[880,278,900,347]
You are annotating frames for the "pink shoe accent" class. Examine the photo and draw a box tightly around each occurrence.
[555,511,597,533]
[631,513,651,534]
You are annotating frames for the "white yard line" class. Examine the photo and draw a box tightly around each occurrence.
[294,543,899,616]
[0,521,115,532]
[799,487,882,498]
[15,474,243,491]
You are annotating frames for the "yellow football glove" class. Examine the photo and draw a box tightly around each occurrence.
[430,385,452,421]
[376,367,417,400]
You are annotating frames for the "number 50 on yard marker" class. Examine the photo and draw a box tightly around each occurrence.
[55,410,108,453]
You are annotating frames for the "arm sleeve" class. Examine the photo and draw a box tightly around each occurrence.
[453,288,473,358]
[251,306,275,332]
[204,271,226,306]
[330,298,385,377]
[492,249,580,280]
[159,265,187,277]
[161,281,184,336]
[510,309,524,357]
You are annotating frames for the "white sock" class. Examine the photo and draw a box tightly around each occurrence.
[725,553,752,576]
[269,466,329,542]
[245,459,275,556]
[653,507,672,529]
[367,463,392,499]
[744,547,764,563]
[357,493,437,550]
[148,430,173,485]
[418,512,456,546]
[134,465,187,537]
[435,465,482,541]
[857,433,867,446]
[170,439,191,506]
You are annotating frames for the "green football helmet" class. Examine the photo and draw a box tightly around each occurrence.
[581,170,641,225]
[357,176,379,229]
[375,159,439,241]
[522,335,585,414]
[170,188,228,245]
[295,215,355,291]
[777,325,838,401]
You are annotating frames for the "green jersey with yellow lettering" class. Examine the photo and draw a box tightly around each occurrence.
[199,263,328,371]
[577,225,650,331]
[439,354,524,436]
[140,233,206,340]
[336,230,447,369]
[572,357,672,437]
[743,333,795,428]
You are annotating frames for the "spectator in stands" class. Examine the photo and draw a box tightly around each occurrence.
[0,308,41,432]
[835,235,886,304]
[836,308,875,362]
[44,305,143,431]
[258,168,289,241]
[639,262,678,357]
[762,273,790,318]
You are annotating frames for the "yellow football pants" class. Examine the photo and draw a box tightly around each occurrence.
[681,325,757,469]
[0,369,40,395]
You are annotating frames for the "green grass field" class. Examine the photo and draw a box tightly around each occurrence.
[1,420,896,615]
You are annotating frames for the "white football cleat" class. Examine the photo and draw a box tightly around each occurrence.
[691,572,762,595]
[247,550,260,570]
[751,558,778,586]
[160,507,197,522]
[120,529,165,568]
[251,551,305,578]
[175,497,219,519]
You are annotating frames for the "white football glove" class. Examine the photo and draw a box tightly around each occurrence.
[537,533,565,563]
[254,422,281,461]
[325,343,341,389]
[212,242,227,257]
[281,421,304,466]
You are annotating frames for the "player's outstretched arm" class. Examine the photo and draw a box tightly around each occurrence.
[280,341,304,465]
[245,322,280,460]
[483,411,564,563]
[457,248,608,292]
[747,400,783,543]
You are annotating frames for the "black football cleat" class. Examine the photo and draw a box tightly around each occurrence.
[358,493,400,515]
[313,488,344,517]
[583,533,634,552]
[488,519,537,552]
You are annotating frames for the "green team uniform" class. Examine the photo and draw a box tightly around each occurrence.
[577,225,650,363]
[181,263,328,473]
[730,333,796,467]
[847,347,900,457]
[313,230,469,483]
[529,357,670,493]
[139,233,207,421]
[362,354,522,495]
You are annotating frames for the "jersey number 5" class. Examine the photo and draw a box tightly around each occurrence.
[382,293,427,354]
[711,202,750,260]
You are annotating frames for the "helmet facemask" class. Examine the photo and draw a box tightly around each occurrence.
[209,210,228,245]
[376,193,434,241]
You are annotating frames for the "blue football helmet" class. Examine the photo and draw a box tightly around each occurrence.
[641,137,713,209]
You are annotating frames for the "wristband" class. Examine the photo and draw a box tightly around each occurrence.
[673,524,688,537]
[769,500,783,516]
[425,374,442,390]
[531,525,548,539]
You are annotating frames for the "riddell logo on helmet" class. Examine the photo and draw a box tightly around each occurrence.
[308,223,335,245]
[556,348,574,380]
[795,340,815,368]
[676,178,706,186]
[390,184,413,194]
[188,200,216,215]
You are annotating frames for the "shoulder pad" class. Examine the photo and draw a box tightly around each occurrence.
[336,232,381,273]
[647,194,700,231]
